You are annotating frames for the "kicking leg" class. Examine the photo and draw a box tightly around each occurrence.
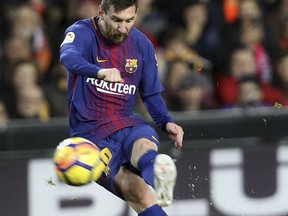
[131,138,177,207]
[154,154,177,206]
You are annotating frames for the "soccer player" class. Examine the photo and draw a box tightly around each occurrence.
[59,0,184,215]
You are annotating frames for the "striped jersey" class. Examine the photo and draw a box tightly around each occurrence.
[60,16,169,142]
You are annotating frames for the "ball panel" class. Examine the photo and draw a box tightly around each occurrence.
[91,161,106,181]
[54,146,76,170]
[65,165,92,186]
[76,143,101,167]
[55,169,68,184]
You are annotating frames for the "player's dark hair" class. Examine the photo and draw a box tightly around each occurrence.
[100,0,138,13]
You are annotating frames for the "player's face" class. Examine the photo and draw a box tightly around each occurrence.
[99,5,137,44]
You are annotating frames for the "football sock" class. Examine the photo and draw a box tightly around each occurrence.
[137,150,157,188]
[138,204,167,216]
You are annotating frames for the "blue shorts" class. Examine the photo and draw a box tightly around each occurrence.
[83,123,160,199]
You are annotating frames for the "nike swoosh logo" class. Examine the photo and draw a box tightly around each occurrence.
[152,136,159,143]
[96,56,107,63]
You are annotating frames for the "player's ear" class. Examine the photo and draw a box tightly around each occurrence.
[98,6,105,20]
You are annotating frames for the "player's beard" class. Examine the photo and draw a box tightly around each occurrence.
[105,24,129,44]
[110,32,128,44]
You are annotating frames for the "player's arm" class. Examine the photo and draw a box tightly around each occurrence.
[61,47,123,82]
[60,22,113,78]
[139,36,183,149]
[142,93,173,130]
[142,94,183,150]
[60,47,100,77]
[138,37,171,130]
[60,24,101,77]
[60,23,122,82]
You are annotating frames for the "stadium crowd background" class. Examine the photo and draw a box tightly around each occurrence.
[1,0,288,125]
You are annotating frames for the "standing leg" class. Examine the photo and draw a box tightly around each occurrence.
[114,166,168,216]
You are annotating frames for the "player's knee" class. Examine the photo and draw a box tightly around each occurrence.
[131,138,158,168]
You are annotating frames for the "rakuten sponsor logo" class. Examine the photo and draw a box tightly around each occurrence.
[86,78,136,96]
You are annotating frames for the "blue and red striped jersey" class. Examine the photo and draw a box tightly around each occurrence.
[60,17,172,142]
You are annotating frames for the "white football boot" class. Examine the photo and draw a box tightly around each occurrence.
[154,154,177,207]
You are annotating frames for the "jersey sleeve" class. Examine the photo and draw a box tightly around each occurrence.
[59,21,101,77]
[138,37,174,130]
[138,40,164,97]
[142,93,174,131]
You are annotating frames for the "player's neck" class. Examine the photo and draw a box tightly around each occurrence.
[97,19,108,39]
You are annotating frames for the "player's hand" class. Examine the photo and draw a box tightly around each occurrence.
[165,122,184,150]
[98,68,124,83]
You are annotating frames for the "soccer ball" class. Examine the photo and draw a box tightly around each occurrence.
[53,137,111,186]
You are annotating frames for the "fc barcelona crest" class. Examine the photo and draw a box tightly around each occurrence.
[125,59,138,73]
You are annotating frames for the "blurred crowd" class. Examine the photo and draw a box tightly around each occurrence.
[1,0,288,124]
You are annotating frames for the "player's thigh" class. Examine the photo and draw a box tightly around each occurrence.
[124,124,160,167]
